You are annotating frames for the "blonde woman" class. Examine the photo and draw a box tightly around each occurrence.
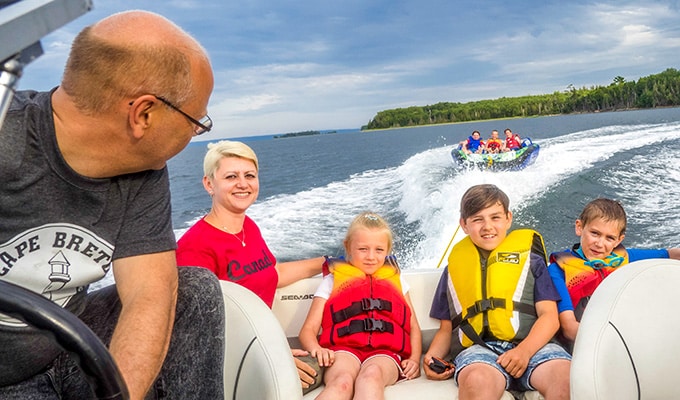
[177,140,325,391]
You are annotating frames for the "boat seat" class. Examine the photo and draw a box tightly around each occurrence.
[273,269,543,400]
[220,280,302,400]
[571,259,680,399]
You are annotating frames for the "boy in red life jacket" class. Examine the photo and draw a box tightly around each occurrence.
[299,212,422,399]
[503,128,521,151]
[547,198,680,343]
[424,184,570,400]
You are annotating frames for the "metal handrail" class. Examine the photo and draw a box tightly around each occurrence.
[0,0,92,130]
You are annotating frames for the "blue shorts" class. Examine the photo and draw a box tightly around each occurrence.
[453,341,571,391]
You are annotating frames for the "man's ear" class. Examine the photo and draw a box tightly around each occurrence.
[127,95,158,139]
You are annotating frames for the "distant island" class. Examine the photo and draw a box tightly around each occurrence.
[363,68,680,130]
[273,130,337,139]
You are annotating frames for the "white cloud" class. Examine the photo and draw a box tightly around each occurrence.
[13,0,680,138]
[214,94,282,113]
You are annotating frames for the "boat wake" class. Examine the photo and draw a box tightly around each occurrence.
[244,121,680,271]
[399,122,680,268]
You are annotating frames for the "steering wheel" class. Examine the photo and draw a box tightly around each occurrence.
[0,280,129,399]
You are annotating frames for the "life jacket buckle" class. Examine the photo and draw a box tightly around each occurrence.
[363,318,385,332]
[362,298,383,311]
[474,299,493,313]
[473,298,507,315]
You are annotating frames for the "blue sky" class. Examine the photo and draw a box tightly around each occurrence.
[17,0,680,139]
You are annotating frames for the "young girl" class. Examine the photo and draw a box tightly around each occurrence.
[299,212,422,400]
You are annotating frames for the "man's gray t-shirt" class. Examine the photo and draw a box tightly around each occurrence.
[0,90,177,385]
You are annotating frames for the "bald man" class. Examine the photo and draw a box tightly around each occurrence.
[0,11,223,399]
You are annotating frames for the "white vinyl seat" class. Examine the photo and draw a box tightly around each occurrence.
[220,280,302,400]
[273,269,541,400]
[571,259,680,399]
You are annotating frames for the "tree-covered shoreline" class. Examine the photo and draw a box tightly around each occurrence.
[363,68,680,130]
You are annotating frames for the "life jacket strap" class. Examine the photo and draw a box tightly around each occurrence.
[451,297,506,327]
[451,298,536,328]
[459,321,502,355]
[331,298,393,324]
[337,318,394,337]
[513,301,537,317]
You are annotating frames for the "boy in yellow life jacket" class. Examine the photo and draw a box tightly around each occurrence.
[547,198,680,344]
[424,184,571,400]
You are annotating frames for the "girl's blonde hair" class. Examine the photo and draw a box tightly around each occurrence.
[203,140,258,178]
[343,212,394,256]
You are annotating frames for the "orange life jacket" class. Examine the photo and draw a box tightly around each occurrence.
[487,138,502,151]
[549,245,629,320]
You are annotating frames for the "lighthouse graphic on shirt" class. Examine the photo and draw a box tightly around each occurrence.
[0,223,113,327]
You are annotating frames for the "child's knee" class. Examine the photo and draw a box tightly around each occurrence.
[530,359,570,392]
[356,363,387,385]
[326,371,355,394]
[457,363,505,392]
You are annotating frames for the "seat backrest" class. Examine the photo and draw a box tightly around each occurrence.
[571,258,680,400]
[220,280,302,400]
[271,269,443,349]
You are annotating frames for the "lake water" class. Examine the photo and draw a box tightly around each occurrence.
[168,108,680,270]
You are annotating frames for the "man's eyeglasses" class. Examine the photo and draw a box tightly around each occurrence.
[153,95,212,135]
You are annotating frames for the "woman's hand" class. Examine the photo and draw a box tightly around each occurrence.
[291,349,317,389]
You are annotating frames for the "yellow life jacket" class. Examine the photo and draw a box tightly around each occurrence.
[448,229,546,347]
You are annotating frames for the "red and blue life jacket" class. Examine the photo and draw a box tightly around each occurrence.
[550,245,629,320]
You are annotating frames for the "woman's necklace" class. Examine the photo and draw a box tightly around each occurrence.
[223,226,246,247]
